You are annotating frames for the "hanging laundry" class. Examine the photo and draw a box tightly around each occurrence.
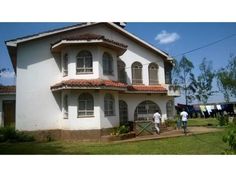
[216,104,222,110]
[206,105,212,114]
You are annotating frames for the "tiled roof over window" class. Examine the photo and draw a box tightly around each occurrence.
[127,85,167,92]
[51,79,167,93]
[0,86,16,94]
[51,79,127,90]
[52,33,128,49]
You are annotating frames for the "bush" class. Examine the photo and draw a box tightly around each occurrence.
[0,126,34,142]
[111,125,130,136]
[217,115,229,126]
[223,126,236,154]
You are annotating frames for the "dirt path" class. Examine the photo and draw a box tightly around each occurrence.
[116,126,223,143]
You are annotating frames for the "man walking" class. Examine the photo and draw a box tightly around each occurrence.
[153,110,161,134]
[180,109,188,134]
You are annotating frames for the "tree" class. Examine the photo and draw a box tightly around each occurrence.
[217,56,236,102]
[173,56,195,105]
[192,58,215,104]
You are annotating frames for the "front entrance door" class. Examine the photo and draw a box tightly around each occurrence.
[3,100,15,127]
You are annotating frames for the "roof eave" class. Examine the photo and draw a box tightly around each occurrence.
[51,39,127,56]
[51,86,127,92]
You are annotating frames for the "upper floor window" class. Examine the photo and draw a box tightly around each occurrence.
[104,93,115,116]
[117,59,127,83]
[132,62,143,84]
[63,94,68,119]
[103,52,113,75]
[78,93,94,117]
[149,63,159,85]
[165,64,172,84]
[76,50,93,74]
[165,70,172,84]
[62,53,68,76]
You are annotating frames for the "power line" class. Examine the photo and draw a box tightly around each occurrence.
[173,33,236,58]
[122,33,236,69]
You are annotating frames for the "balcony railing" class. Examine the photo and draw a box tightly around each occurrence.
[167,85,181,97]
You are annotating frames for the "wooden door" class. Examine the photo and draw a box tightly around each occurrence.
[3,100,15,127]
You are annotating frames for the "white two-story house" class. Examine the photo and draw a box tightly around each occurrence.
[5,22,180,140]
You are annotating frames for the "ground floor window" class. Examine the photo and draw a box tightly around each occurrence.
[104,94,115,116]
[78,93,94,117]
[63,95,68,119]
[134,100,161,121]
[119,100,128,125]
[166,100,174,118]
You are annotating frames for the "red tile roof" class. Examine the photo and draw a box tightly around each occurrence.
[51,79,127,90]
[0,86,16,94]
[127,85,167,92]
[51,79,167,93]
[52,33,128,49]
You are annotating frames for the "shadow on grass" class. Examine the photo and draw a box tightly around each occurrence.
[0,141,65,155]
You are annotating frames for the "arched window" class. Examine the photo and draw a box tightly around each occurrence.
[166,100,174,118]
[119,100,128,125]
[62,53,68,76]
[63,94,68,119]
[117,59,127,83]
[104,94,115,116]
[149,63,159,85]
[103,52,113,75]
[134,100,161,121]
[76,50,93,74]
[132,62,143,84]
[78,93,94,117]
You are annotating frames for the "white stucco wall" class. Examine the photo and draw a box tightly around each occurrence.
[119,94,173,122]
[16,38,62,131]
[75,24,166,85]
[0,94,15,127]
[99,90,120,129]
[15,23,171,131]
[60,90,101,130]
[60,90,120,130]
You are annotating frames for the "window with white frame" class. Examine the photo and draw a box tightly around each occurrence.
[76,50,93,74]
[78,93,94,117]
[119,100,128,125]
[166,100,174,118]
[149,63,159,85]
[104,94,115,116]
[63,94,68,119]
[132,62,143,84]
[62,53,68,76]
[103,52,113,75]
[117,59,127,83]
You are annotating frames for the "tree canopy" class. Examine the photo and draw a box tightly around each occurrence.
[217,56,236,102]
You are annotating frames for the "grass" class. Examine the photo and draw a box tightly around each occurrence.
[0,130,228,154]
[187,118,219,127]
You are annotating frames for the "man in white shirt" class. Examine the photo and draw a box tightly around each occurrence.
[180,109,188,134]
[153,110,162,134]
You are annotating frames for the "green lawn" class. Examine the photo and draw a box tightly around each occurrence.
[187,118,219,127]
[0,130,228,154]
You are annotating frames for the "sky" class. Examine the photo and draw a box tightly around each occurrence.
[1,22,236,104]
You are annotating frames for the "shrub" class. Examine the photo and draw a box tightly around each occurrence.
[223,126,236,154]
[0,126,34,142]
[111,125,130,136]
[217,115,229,126]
